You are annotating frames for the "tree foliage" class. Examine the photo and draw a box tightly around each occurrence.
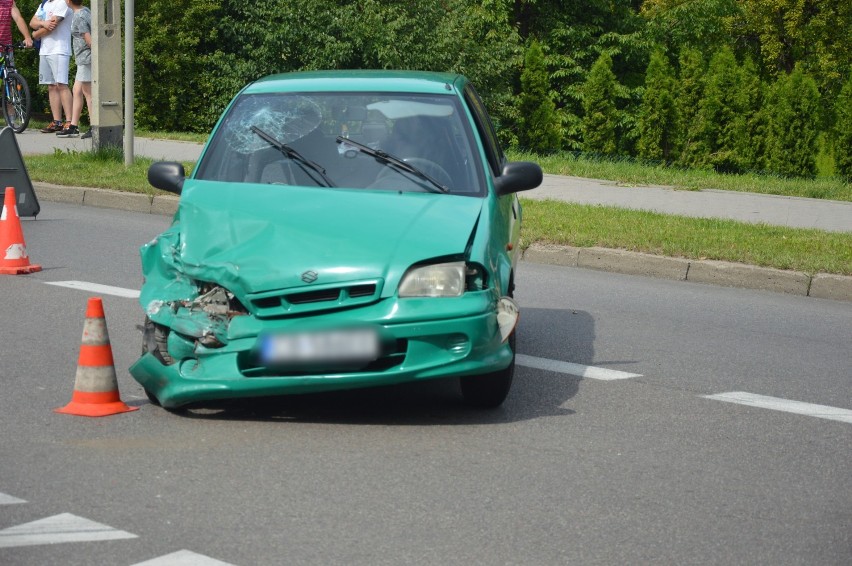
[636,49,678,161]
[693,47,747,172]
[517,41,561,153]
[581,53,619,155]
[6,0,847,179]
[766,66,821,178]
[835,75,852,180]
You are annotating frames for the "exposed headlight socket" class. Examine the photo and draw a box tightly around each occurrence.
[497,296,519,342]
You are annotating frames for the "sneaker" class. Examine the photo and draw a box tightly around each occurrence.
[81,129,92,139]
[41,120,63,133]
[56,124,79,138]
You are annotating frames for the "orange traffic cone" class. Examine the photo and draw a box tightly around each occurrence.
[0,186,41,275]
[55,297,139,417]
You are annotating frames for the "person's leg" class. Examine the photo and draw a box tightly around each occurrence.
[59,84,72,124]
[74,64,92,132]
[70,80,83,126]
[81,81,92,123]
[48,85,61,120]
[58,80,84,137]
[39,55,63,132]
[77,63,94,138]
[80,81,93,138]
[56,55,72,125]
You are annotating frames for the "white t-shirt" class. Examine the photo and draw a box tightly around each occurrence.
[39,0,72,56]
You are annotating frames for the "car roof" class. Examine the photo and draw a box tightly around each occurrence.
[242,70,467,96]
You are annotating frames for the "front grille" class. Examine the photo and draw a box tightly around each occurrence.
[248,280,382,318]
[288,288,348,304]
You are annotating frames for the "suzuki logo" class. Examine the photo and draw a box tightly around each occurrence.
[301,270,318,284]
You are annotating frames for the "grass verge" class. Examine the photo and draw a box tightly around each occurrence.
[26,147,193,194]
[520,199,852,275]
[509,151,852,202]
[135,129,209,144]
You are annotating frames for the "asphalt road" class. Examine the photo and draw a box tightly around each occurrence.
[1,202,850,565]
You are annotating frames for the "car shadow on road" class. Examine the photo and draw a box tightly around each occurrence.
[162,307,594,425]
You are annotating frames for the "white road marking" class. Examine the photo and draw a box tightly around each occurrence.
[45,280,140,298]
[0,492,26,505]
[131,550,238,566]
[703,392,852,424]
[0,513,138,548]
[515,354,642,380]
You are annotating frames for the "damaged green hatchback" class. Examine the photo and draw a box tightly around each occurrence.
[130,70,542,409]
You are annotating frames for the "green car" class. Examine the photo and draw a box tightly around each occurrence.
[131,70,542,409]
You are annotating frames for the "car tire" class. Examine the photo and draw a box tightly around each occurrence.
[144,388,162,406]
[460,332,515,408]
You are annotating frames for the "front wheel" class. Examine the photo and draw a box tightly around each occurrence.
[460,332,515,408]
[2,71,31,133]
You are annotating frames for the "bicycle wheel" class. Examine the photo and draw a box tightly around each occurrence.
[2,71,31,133]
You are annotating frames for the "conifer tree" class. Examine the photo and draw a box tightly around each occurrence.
[767,67,821,178]
[581,53,619,155]
[737,56,769,171]
[675,47,705,167]
[834,75,852,180]
[517,41,562,153]
[637,49,678,162]
[694,46,746,172]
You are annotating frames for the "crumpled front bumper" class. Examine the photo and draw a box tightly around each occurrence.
[130,292,513,408]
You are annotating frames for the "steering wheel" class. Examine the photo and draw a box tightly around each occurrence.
[373,157,453,191]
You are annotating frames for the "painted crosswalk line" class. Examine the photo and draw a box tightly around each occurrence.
[703,392,852,424]
[45,280,140,298]
[0,513,138,548]
[0,492,26,505]
[131,550,238,566]
[516,354,642,380]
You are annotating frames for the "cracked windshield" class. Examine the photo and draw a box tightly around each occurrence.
[196,93,485,195]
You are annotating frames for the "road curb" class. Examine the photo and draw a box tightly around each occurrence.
[34,183,179,216]
[523,243,852,302]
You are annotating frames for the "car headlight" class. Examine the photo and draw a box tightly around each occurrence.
[399,261,465,297]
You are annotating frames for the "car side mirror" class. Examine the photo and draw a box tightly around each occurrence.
[494,161,543,195]
[148,161,186,195]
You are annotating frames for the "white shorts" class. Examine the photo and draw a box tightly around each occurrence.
[76,63,91,83]
[39,54,71,85]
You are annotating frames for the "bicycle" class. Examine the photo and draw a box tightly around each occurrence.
[1,42,31,133]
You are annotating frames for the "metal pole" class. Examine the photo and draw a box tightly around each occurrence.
[124,0,134,166]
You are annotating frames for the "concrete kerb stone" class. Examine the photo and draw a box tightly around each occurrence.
[579,247,689,280]
[83,188,154,214]
[151,195,180,216]
[809,273,852,301]
[33,183,85,205]
[522,243,580,267]
[687,260,811,296]
[522,242,852,302]
[33,182,178,216]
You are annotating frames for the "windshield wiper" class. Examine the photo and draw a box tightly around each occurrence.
[335,136,448,194]
[251,126,335,187]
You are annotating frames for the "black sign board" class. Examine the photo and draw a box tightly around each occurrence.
[0,127,40,217]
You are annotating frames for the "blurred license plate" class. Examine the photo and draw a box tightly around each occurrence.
[260,328,380,365]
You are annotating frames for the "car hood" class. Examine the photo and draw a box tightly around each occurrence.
[173,181,484,296]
